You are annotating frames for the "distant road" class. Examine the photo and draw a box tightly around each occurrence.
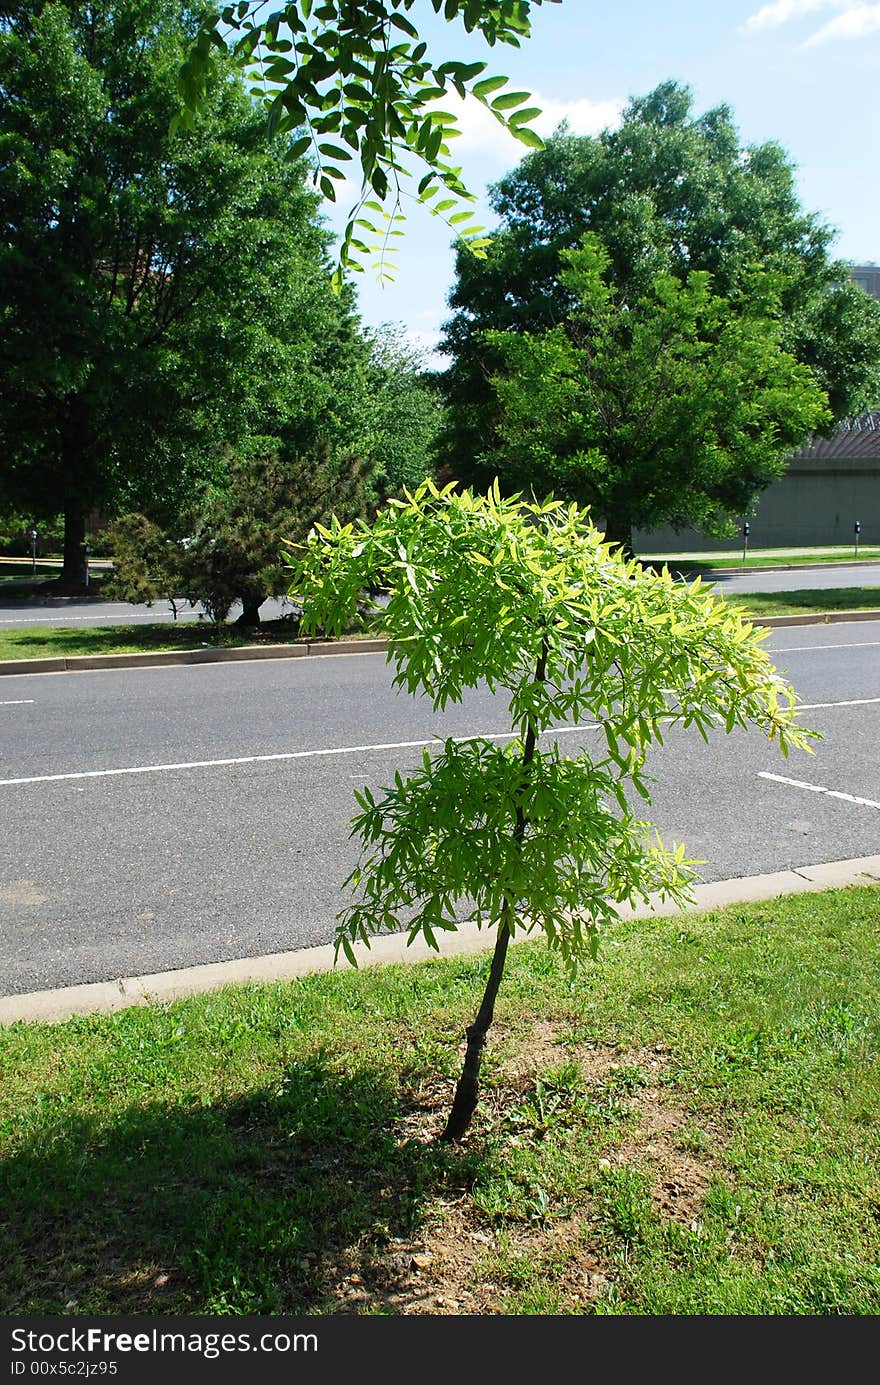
[1,625,879,995]
[2,563,880,630]
[0,595,293,629]
[688,563,880,596]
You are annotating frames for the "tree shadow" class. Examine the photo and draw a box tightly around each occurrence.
[0,618,308,657]
[0,1053,489,1316]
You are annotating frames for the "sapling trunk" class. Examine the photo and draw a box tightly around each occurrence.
[441,642,547,1143]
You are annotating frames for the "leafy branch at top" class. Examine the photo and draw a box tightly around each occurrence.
[177,1,558,285]
[286,479,818,970]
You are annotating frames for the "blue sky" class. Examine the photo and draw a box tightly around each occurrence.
[320,0,879,364]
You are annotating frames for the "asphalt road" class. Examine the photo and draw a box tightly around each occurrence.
[690,562,880,595]
[1,626,879,996]
[2,561,880,630]
[0,594,295,629]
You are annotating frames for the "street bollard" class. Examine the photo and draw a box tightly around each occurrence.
[742,521,750,564]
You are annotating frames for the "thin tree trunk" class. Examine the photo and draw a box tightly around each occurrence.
[441,640,548,1144]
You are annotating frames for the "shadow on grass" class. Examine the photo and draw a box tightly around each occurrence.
[729,585,880,611]
[0,618,305,659]
[0,1053,487,1316]
[0,577,64,599]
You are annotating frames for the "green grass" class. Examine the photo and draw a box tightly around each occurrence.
[650,548,880,571]
[726,587,880,618]
[0,618,307,661]
[0,563,61,578]
[4,586,879,664]
[2,886,879,1316]
[0,565,63,598]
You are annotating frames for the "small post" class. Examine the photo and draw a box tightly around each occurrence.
[854,520,861,560]
[742,521,750,565]
[28,528,37,576]
[83,543,91,589]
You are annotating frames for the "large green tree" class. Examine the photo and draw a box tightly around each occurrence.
[438,82,880,531]
[484,237,831,552]
[0,0,365,587]
[356,325,444,495]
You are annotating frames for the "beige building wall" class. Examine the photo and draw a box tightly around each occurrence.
[634,455,880,553]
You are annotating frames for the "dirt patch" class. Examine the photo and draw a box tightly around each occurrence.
[317,1021,726,1313]
[609,1090,726,1226]
[323,1205,610,1315]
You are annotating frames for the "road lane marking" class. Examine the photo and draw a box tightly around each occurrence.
[759,772,880,811]
[0,724,601,789]
[2,691,878,789]
[0,700,35,706]
[795,697,880,710]
[775,640,880,653]
[0,613,199,626]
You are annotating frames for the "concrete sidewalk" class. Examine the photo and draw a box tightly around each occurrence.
[2,852,878,1026]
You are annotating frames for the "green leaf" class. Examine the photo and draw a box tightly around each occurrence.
[389,12,420,38]
[508,106,543,127]
[472,75,509,100]
[510,125,545,149]
[491,91,531,111]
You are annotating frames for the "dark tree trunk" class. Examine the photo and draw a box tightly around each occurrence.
[58,399,91,591]
[602,512,634,561]
[235,595,263,627]
[61,501,87,590]
[441,640,548,1144]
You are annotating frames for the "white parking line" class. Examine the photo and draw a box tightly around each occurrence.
[3,690,879,789]
[759,772,880,811]
[0,699,35,706]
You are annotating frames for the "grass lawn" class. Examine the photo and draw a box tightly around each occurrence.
[726,587,880,618]
[0,618,309,661]
[3,586,880,663]
[648,548,880,571]
[2,886,879,1316]
[0,566,63,598]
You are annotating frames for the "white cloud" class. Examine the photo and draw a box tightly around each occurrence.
[744,0,846,32]
[743,0,880,42]
[802,1,880,42]
[402,328,448,366]
[443,91,624,166]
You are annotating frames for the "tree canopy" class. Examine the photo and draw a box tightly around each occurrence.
[438,81,880,532]
[288,478,816,1137]
[0,0,368,585]
[182,1,558,285]
[483,236,831,552]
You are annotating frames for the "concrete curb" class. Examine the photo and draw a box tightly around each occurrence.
[0,637,390,677]
[3,853,878,1027]
[755,608,880,627]
[3,609,880,677]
